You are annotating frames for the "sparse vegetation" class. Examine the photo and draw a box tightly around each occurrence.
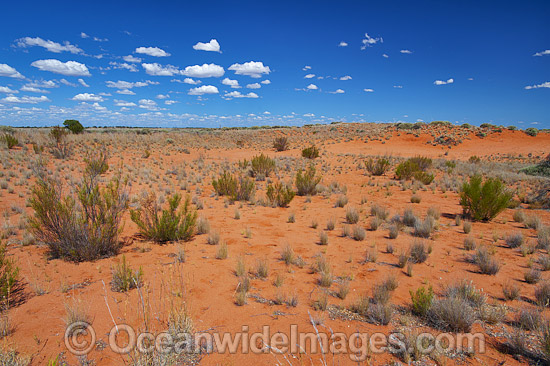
[459,174,512,221]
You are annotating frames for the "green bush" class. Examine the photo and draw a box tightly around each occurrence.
[111,255,143,292]
[0,240,19,306]
[521,154,550,178]
[131,193,197,243]
[2,134,18,149]
[410,286,434,317]
[49,126,67,145]
[524,127,539,137]
[365,157,390,176]
[266,182,295,207]
[459,174,512,221]
[295,165,321,196]
[395,157,432,182]
[273,137,289,151]
[212,172,255,202]
[301,145,319,159]
[413,171,434,185]
[28,162,128,262]
[250,153,275,178]
[63,119,84,134]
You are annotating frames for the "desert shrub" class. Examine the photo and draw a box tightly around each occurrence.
[273,136,289,151]
[464,237,476,250]
[345,206,359,224]
[334,195,348,208]
[0,241,19,306]
[370,217,382,231]
[111,256,143,292]
[445,280,486,307]
[212,172,255,202]
[395,156,432,181]
[295,165,321,196]
[524,127,538,137]
[535,282,550,307]
[207,231,220,245]
[83,147,109,176]
[370,204,389,220]
[280,244,295,265]
[403,209,417,227]
[397,252,409,268]
[513,210,525,223]
[367,302,393,325]
[2,134,18,149]
[365,157,390,176]
[539,228,550,249]
[318,231,329,245]
[337,280,350,300]
[413,216,436,238]
[539,255,550,271]
[352,225,366,241]
[250,153,275,178]
[301,145,319,159]
[410,195,421,204]
[505,232,524,248]
[409,240,429,263]
[63,119,84,134]
[473,247,500,275]
[326,217,335,231]
[429,297,475,332]
[388,224,399,239]
[49,125,67,145]
[502,281,520,301]
[463,220,472,234]
[479,304,507,325]
[459,174,512,221]
[255,259,269,278]
[525,269,542,284]
[516,308,543,331]
[521,154,550,178]
[196,216,210,234]
[28,163,128,262]
[130,193,197,243]
[410,286,434,316]
[266,182,295,207]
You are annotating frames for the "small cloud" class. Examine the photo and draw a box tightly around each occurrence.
[135,46,170,57]
[222,78,240,88]
[80,32,89,39]
[0,86,17,93]
[338,41,348,47]
[260,79,271,85]
[400,49,412,54]
[192,39,221,52]
[31,59,90,76]
[393,85,403,89]
[382,54,389,58]
[304,74,315,79]
[434,78,454,85]
[361,33,382,50]
[16,36,83,54]
[71,93,104,102]
[183,63,224,78]
[188,85,219,95]
[340,75,352,81]
[364,88,374,92]
[123,55,142,63]
[224,91,259,99]
[307,84,318,90]
[0,64,25,79]
[533,50,550,57]
[156,94,170,99]
[246,83,261,89]
[524,81,550,89]
[329,89,345,94]
[78,78,89,87]
[303,65,311,71]
[228,61,270,78]
[1,95,50,104]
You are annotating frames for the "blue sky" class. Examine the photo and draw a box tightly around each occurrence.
[0,0,548,128]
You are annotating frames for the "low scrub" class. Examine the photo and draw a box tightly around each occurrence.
[28,160,128,262]
[365,157,390,176]
[395,156,433,183]
[429,297,476,332]
[2,134,18,149]
[111,255,143,292]
[295,165,321,196]
[0,241,19,307]
[130,193,197,243]
[301,145,319,159]
[212,172,255,202]
[273,137,289,151]
[410,286,434,316]
[250,153,275,178]
[459,174,512,221]
[266,182,295,207]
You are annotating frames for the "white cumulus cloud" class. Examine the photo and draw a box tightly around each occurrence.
[246,83,261,89]
[182,63,224,78]
[361,33,382,50]
[304,74,315,79]
[123,55,142,63]
[224,91,259,99]
[434,78,454,85]
[261,79,271,85]
[340,75,352,80]
[330,89,345,94]
[222,78,240,88]
[228,61,270,78]
[188,85,219,95]
[142,63,180,76]
[78,79,89,87]
[71,93,104,102]
[533,50,550,57]
[193,39,221,52]
[525,81,550,89]
[0,87,17,93]
[364,88,374,92]
[0,64,24,79]
[16,37,83,54]
[400,49,412,54]
[339,41,348,47]
[31,59,90,76]
[135,46,170,57]
[307,84,318,90]
[1,95,50,103]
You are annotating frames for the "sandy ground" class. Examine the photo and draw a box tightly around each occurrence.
[0,126,549,365]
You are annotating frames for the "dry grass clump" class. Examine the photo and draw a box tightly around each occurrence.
[502,281,520,301]
[409,239,429,263]
[215,242,228,260]
[473,246,500,275]
[505,232,524,248]
[352,225,366,241]
[464,236,476,250]
[345,206,359,224]
[413,216,436,238]
[295,165,321,196]
[111,256,143,292]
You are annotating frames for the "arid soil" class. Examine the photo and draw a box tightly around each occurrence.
[0,123,549,365]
